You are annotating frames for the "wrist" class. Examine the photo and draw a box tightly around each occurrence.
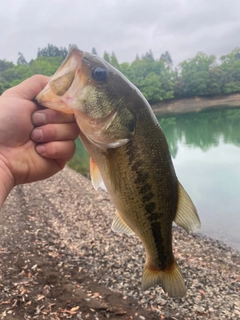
[0,161,14,210]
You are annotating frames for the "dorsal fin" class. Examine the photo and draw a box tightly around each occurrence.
[174,182,201,233]
[90,157,103,190]
[111,210,135,236]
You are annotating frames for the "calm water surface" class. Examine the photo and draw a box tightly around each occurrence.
[69,108,240,251]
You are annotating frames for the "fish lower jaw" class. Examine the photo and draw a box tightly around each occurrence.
[36,92,75,114]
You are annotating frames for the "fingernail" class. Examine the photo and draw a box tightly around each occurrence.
[31,128,43,141]
[32,112,46,125]
[36,145,45,154]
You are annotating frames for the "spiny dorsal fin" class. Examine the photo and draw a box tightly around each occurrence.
[174,182,201,233]
[111,210,135,236]
[90,157,103,190]
[142,259,186,298]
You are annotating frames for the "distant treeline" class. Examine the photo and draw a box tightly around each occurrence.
[1,44,240,103]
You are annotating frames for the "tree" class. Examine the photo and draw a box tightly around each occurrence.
[160,51,173,66]
[207,66,223,95]
[139,72,174,103]
[91,47,98,55]
[127,56,174,102]
[17,52,28,66]
[0,64,33,89]
[0,60,14,72]
[37,44,67,61]
[178,52,218,97]
[220,48,240,94]
[103,51,110,63]
[142,50,154,61]
[0,83,5,95]
[2,45,240,101]
[119,62,133,80]
[30,56,62,76]
[110,52,119,68]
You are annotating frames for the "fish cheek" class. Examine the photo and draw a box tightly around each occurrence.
[104,108,136,141]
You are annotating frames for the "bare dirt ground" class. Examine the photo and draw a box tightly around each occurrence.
[0,175,158,320]
[0,167,239,319]
[152,93,240,115]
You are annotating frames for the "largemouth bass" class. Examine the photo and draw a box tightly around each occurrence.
[36,45,201,298]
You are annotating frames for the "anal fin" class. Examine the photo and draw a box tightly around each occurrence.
[174,182,201,233]
[90,157,103,190]
[111,210,135,236]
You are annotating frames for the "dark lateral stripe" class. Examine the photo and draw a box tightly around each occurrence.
[125,142,170,270]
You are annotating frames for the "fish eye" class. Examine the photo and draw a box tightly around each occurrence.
[92,67,108,82]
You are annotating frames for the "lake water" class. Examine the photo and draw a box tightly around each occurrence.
[68,108,240,252]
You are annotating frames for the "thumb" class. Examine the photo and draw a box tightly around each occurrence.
[2,75,50,101]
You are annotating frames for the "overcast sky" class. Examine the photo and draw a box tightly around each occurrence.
[1,0,240,66]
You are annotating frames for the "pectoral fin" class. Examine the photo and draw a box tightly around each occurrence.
[90,157,103,190]
[111,210,135,236]
[174,182,201,233]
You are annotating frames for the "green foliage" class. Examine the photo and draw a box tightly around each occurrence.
[30,56,62,76]
[0,59,14,72]
[160,51,173,66]
[103,51,110,63]
[118,62,131,78]
[1,44,240,102]
[67,139,90,177]
[110,52,119,68]
[142,50,155,61]
[17,52,28,66]
[0,44,64,94]
[220,48,240,94]
[175,49,240,97]
[119,57,174,102]
[177,52,218,97]
[0,64,34,93]
[37,44,67,60]
[91,47,98,55]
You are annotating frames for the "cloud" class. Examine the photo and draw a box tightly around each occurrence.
[0,0,240,66]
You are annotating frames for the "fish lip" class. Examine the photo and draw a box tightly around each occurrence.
[35,45,84,110]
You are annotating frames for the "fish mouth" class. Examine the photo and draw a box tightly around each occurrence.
[35,45,84,113]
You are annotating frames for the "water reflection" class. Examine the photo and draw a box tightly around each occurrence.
[68,138,90,177]
[158,109,240,158]
[68,108,240,251]
[158,109,240,251]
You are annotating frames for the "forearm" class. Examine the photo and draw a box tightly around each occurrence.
[0,166,14,210]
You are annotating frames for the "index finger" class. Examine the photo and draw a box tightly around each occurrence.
[2,74,50,100]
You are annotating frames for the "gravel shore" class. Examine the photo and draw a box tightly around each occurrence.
[0,167,239,319]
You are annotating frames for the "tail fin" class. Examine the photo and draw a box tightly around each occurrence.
[142,260,186,298]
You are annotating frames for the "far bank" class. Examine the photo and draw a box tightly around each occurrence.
[152,93,240,115]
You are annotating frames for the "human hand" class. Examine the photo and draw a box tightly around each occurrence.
[0,75,79,206]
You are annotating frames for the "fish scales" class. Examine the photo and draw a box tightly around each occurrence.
[105,116,178,271]
[36,44,201,298]
[78,101,180,291]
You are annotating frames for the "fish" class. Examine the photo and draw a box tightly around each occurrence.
[36,44,201,298]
